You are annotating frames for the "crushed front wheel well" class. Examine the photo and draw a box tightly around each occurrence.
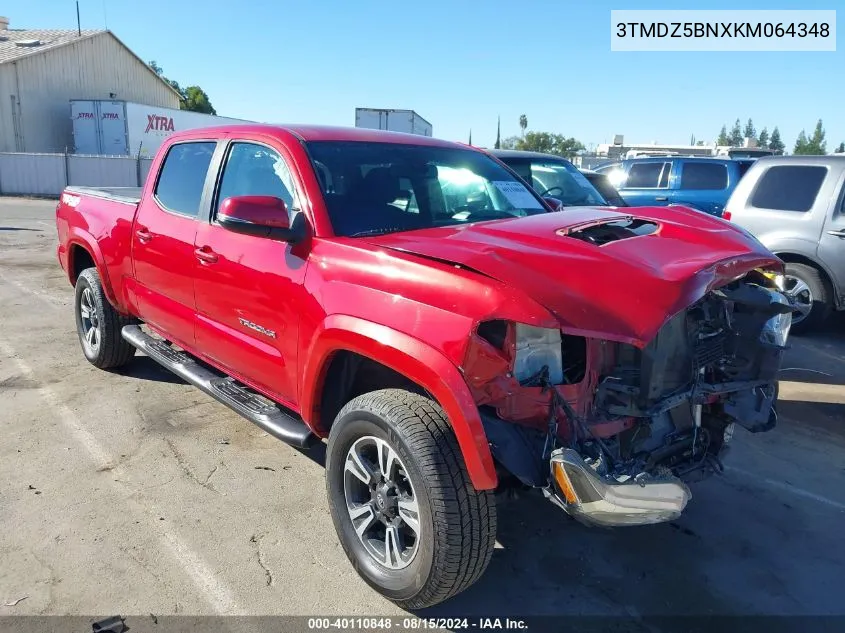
[316,350,431,433]
[69,243,96,285]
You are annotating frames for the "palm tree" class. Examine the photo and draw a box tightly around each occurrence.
[519,114,528,137]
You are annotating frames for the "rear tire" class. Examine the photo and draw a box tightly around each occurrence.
[326,389,497,609]
[783,263,832,335]
[74,267,136,369]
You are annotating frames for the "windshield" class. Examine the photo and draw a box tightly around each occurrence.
[305,141,549,237]
[500,157,607,206]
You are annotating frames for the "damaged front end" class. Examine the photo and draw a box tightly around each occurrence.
[464,270,791,527]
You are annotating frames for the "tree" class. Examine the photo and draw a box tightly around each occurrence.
[757,127,769,149]
[769,127,785,154]
[837,142,845,154]
[501,131,584,158]
[793,130,809,155]
[182,86,216,115]
[494,116,501,149]
[743,118,756,141]
[519,114,528,137]
[717,125,729,145]
[808,119,826,154]
[794,120,827,155]
[468,130,472,146]
[148,60,216,115]
[729,119,743,146]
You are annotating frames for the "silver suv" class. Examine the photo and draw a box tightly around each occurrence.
[723,155,845,333]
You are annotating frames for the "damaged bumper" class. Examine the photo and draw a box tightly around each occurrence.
[545,448,691,527]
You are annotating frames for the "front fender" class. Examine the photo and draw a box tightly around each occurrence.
[301,315,498,491]
[66,230,118,307]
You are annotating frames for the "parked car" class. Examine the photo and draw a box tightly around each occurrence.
[600,157,752,216]
[580,168,628,206]
[56,124,790,608]
[486,149,609,207]
[723,155,845,332]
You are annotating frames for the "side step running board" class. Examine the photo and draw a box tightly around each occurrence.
[121,325,317,448]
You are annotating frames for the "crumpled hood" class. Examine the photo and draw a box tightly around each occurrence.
[364,206,782,347]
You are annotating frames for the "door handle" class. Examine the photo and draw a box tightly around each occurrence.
[827,229,845,238]
[194,247,219,264]
[135,228,152,243]
[655,196,668,202]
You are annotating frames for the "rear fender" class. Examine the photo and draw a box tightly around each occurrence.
[66,230,117,307]
[301,315,498,491]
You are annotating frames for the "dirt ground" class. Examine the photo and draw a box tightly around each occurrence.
[1,196,843,621]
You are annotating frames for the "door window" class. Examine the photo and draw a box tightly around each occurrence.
[154,142,216,217]
[216,142,301,217]
[626,162,671,188]
[679,162,728,190]
[751,166,828,212]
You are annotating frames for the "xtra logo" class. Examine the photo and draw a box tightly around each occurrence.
[145,114,175,133]
[102,112,120,120]
[76,112,94,119]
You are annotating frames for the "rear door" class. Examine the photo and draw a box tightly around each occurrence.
[192,139,308,407]
[619,160,673,206]
[817,168,845,300]
[131,140,218,347]
[731,163,829,258]
[670,160,730,215]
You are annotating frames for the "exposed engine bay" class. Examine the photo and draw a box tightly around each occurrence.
[463,271,792,526]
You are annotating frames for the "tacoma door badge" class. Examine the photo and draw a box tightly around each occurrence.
[238,317,276,339]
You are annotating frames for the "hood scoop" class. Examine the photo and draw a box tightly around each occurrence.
[558,217,659,246]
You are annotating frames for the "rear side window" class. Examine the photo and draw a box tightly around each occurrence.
[154,142,216,217]
[680,162,728,190]
[626,162,670,188]
[751,166,827,212]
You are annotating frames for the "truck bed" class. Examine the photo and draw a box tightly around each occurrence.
[65,186,142,205]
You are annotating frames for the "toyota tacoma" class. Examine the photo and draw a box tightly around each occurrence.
[55,124,791,608]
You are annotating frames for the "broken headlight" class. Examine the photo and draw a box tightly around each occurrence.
[760,290,792,347]
[514,324,563,385]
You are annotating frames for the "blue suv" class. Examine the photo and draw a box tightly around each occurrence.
[596,157,754,216]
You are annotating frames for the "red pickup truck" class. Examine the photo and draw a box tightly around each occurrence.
[56,124,791,608]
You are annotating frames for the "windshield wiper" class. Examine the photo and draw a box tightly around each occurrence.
[349,228,398,237]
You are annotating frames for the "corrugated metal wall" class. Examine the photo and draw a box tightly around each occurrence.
[0,153,65,196]
[0,152,153,196]
[0,32,180,153]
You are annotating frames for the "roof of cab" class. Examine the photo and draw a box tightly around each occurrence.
[168,123,460,147]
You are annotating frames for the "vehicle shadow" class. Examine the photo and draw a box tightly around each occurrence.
[421,469,844,619]
[112,355,186,385]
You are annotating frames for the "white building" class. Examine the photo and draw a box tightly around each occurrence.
[0,16,181,152]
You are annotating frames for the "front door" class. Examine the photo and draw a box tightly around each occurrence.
[193,140,308,408]
[131,140,217,347]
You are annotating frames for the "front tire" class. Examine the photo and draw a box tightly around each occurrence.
[326,389,497,609]
[74,267,136,369]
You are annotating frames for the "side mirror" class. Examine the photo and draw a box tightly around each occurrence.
[544,196,564,211]
[218,196,299,242]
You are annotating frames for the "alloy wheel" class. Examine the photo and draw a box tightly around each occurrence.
[782,275,813,325]
[343,435,420,570]
[78,287,101,351]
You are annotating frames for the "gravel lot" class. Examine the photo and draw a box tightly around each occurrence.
[1,196,844,620]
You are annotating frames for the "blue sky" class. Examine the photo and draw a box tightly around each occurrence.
[6,0,843,150]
